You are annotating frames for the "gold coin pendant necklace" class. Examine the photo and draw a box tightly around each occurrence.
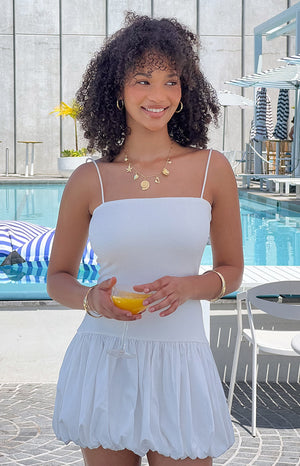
[124,143,173,191]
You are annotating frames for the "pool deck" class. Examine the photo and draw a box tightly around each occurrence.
[1,380,299,465]
[0,174,67,185]
[0,301,299,466]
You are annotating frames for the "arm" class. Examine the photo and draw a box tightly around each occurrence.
[134,151,244,316]
[47,163,140,321]
[204,150,244,295]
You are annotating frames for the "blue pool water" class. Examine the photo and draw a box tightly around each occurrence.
[0,183,300,299]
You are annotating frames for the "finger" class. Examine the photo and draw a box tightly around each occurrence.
[159,300,179,317]
[143,284,174,306]
[142,283,174,307]
[99,276,117,292]
[133,278,164,293]
[133,283,152,293]
[148,293,176,313]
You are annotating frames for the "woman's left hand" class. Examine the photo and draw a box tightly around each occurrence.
[133,276,190,317]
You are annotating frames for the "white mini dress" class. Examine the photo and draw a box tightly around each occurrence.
[52,150,235,460]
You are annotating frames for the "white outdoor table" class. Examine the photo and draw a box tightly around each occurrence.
[291,334,300,355]
[17,141,43,176]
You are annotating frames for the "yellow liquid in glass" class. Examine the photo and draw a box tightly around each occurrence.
[112,292,151,315]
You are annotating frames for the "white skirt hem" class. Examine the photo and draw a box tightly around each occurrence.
[53,332,234,460]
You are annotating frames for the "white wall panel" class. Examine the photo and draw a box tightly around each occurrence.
[199,0,241,36]
[61,35,105,152]
[62,0,106,35]
[154,0,197,32]
[0,0,13,34]
[15,35,60,174]
[201,36,242,152]
[0,35,14,173]
[15,0,59,34]
[200,36,241,90]
[107,0,151,35]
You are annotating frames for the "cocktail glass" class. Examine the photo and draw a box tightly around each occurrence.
[108,285,151,358]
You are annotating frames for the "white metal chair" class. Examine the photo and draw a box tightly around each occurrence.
[228,281,300,436]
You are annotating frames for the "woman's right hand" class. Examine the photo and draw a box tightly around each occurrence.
[87,277,142,321]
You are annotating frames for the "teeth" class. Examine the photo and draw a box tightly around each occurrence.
[145,108,165,113]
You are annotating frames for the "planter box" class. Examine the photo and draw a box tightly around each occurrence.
[57,156,89,177]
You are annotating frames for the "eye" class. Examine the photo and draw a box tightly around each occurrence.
[137,80,150,85]
[166,81,179,86]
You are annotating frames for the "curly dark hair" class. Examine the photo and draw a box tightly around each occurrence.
[76,12,220,161]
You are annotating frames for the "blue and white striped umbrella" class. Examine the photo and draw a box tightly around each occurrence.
[273,89,289,140]
[0,221,50,256]
[250,88,274,141]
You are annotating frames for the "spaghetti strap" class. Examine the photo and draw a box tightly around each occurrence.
[200,149,213,199]
[88,158,105,203]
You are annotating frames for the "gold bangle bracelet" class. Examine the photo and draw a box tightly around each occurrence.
[83,285,103,318]
[203,270,226,301]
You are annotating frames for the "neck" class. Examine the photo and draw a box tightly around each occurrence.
[123,129,173,163]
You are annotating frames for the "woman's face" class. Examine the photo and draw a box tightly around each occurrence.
[122,57,182,133]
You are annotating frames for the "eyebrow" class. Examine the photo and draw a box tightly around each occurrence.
[133,72,179,78]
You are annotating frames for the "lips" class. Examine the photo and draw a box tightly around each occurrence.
[141,106,169,118]
[143,107,166,113]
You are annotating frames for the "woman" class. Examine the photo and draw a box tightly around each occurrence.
[48,13,244,466]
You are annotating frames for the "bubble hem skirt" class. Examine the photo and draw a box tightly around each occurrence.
[52,332,234,460]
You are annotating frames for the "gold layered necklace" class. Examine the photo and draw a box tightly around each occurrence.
[124,143,173,191]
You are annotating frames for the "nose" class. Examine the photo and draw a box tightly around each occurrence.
[147,84,167,104]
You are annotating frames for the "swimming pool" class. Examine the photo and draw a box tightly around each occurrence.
[1,183,300,299]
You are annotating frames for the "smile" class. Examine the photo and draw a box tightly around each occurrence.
[143,107,167,113]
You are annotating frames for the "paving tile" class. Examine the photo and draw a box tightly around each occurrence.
[0,382,299,465]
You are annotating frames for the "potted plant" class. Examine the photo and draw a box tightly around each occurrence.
[51,100,89,177]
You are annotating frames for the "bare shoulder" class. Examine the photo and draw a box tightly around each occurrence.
[207,150,238,202]
[209,149,235,180]
[61,159,103,210]
[209,149,231,167]
[188,148,233,176]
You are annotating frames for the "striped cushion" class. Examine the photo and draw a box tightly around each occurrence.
[0,221,50,256]
[16,229,55,264]
[16,229,98,265]
[0,262,99,284]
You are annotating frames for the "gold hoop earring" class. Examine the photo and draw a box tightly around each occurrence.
[117,99,124,111]
[175,101,183,113]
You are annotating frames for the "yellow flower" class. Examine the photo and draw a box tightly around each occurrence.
[50,100,81,120]
[50,100,83,152]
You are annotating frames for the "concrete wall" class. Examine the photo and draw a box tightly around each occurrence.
[0,0,297,174]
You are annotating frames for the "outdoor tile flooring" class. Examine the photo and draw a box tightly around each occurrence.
[0,382,299,465]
